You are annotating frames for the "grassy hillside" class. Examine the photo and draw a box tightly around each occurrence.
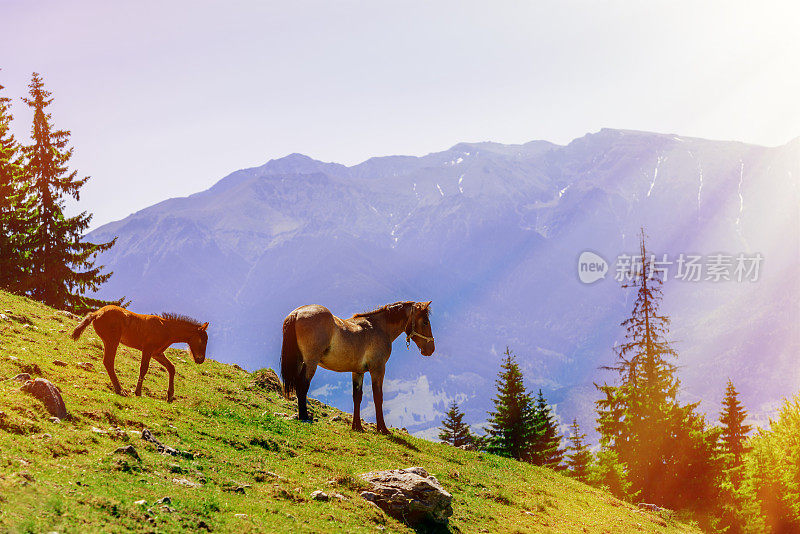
[0,291,700,533]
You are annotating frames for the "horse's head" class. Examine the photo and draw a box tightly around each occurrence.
[187,322,210,364]
[406,301,435,356]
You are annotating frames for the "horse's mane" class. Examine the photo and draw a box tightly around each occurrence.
[351,301,413,319]
[160,312,202,327]
[351,301,431,320]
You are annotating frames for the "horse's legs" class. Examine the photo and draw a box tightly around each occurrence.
[152,352,175,402]
[135,349,153,397]
[101,336,122,395]
[351,372,364,432]
[370,366,389,434]
[297,362,317,421]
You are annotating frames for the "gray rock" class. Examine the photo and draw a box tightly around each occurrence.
[250,368,283,393]
[114,445,141,461]
[49,416,61,424]
[141,428,192,458]
[52,360,67,367]
[134,499,147,506]
[310,490,329,501]
[359,467,453,525]
[172,477,202,488]
[20,378,68,419]
[12,373,32,382]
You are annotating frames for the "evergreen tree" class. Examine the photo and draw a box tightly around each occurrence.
[0,71,33,290]
[530,389,565,469]
[20,72,117,312]
[595,229,720,513]
[715,380,753,534]
[439,401,475,447]
[565,419,592,483]
[589,448,632,499]
[719,379,752,473]
[485,347,542,461]
[729,393,800,533]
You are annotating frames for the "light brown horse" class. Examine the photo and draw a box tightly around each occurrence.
[280,300,435,433]
[71,305,209,402]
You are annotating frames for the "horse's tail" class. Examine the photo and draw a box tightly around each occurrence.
[71,310,99,340]
[280,313,303,400]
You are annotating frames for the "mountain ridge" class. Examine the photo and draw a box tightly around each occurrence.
[87,128,800,441]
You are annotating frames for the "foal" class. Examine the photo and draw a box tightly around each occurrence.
[280,301,435,433]
[71,305,209,402]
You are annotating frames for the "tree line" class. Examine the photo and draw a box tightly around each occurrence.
[0,71,119,313]
[440,230,799,532]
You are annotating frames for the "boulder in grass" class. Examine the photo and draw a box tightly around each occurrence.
[359,467,453,525]
[20,378,68,419]
[249,368,283,394]
[114,445,141,461]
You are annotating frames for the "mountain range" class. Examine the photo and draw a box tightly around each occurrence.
[88,128,800,440]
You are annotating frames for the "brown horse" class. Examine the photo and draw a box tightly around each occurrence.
[71,305,209,402]
[280,300,435,433]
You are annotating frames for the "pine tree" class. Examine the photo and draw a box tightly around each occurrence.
[439,401,475,447]
[20,72,117,312]
[589,448,632,499]
[530,389,565,469]
[719,379,751,472]
[485,347,542,461]
[595,229,720,512]
[0,71,34,290]
[715,380,753,532]
[565,419,592,483]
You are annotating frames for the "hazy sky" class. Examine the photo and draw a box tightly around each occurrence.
[1,1,798,229]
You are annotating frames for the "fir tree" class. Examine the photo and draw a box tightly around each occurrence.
[719,379,752,472]
[530,389,565,469]
[439,401,474,447]
[0,71,33,290]
[715,380,753,532]
[565,419,592,483]
[485,347,542,461]
[595,229,720,512]
[589,449,632,499]
[20,72,117,312]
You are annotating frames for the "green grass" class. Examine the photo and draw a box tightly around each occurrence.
[0,291,701,533]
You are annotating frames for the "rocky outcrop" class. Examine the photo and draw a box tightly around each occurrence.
[19,378,68,419]
[141,428,194,459]
[359,467,453,525]
[249,368,283,394]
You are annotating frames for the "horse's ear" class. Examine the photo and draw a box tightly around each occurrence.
[200,322,209,331]
[423,301,432,309]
